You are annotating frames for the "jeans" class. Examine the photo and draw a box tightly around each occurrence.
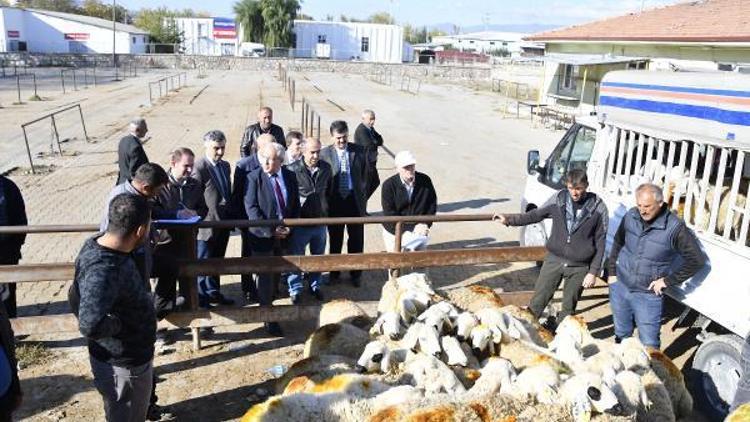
[89,355,153,422]
[609,279,664,349]
[528,258,588,321]
[196,230,230,304]
[287,226,327,296]
[731,335,750,412]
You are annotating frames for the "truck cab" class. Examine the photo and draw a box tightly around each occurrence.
[521,70,750,419]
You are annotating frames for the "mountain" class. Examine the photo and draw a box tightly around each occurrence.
[427,22,562,35]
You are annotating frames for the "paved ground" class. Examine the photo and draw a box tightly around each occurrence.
[0,68,707,421]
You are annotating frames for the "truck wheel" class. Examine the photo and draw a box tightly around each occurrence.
[520,223,546,267]
[691,334,744,420]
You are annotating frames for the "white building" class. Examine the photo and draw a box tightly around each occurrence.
[432,31,527,57]
[172,17,238,56]
[0,6,148,53]
[293,20,404,63]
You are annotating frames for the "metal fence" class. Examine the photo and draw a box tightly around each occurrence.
[19,103,89,174]
[148,73,187,104]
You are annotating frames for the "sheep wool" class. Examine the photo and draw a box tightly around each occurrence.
[274,354,359,394]
[303,323,371,360]
[646,349,693,419]
[318,299,371,329]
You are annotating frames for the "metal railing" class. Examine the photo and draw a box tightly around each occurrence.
[400,75,422,95]
[300,96,322,140]
[0,214,545,349]
[148,73,187,104]
[8,73,38,104]
[19,103,89,174]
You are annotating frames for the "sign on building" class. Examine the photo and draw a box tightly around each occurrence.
[64,33,90,40]
[213,18,236,39]
[7,30,20,38]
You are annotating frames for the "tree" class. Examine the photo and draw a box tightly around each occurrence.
[14,0,78,13]
[133,7,190,44]
[0,0,9,6]
[367,11,394,25]
[79,0,128,22]
[260,0,299,47]
[234,0,264,43]
[297,12,313,20]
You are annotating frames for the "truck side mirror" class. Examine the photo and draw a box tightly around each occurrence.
[527,150,541,175]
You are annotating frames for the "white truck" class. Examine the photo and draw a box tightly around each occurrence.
[521,70,750,419]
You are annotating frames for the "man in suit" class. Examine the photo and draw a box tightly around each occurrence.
[284,131,304,165]
[192,130,235,308]
[240,106,285,158]
[152,147,208,319]
[287,138,333,303]
[0,175,26,319]
[353,109,383,199]
[244,143,300,336]
[381,151,437,252]
[232,133,276,303]
[116,118,149,185]
[320,120,368,287]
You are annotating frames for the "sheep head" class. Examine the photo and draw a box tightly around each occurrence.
[455,312,479,342]
[371,312,403,340]
[357,340,390,374]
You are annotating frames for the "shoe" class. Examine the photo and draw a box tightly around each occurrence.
[290,294,301,305]
[312,289,324,302]
[265,322,283,337]
[208,293,235,306]
[350,276,361,288]
[244,292,258,304]
[147,404,175,421]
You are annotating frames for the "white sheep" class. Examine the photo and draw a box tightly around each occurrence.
[550,331,584,367]
[465,357,516,397]
[394,272,435,296]
[397,289,431,324]
[455,311,479,342]
[443,284,505,313]
[274,354,359,395]
[402,351,466,395]
[558,371,624,419]
[370,311,403,340]
[402,321,442,358]
[647,348,693,419]
[616,337,651,373]
[610,369,652,419]
[318,299,371,329]
[441,335,468,366]
[511,359,561,404]
[303,322,370,360]
[356,340,395,374]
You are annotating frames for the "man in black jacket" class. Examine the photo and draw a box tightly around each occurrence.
[495,169,608,328]
[287,138,333,303]
[353,109,383,199]
[72,194,156,422]
[116,118,149,185]
[239,107,285,158]
[381,151,437,252]
[0,175,26,319]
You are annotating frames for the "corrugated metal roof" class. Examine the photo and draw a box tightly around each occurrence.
[27,8,149,35]
[543,53,646,65]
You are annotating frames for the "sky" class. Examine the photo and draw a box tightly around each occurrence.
[115,0,680,28]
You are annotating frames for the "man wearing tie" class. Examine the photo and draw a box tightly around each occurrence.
[244,143,300,336]
[192,130,235,308]
[353,109,383,199]
[320,120,368,287]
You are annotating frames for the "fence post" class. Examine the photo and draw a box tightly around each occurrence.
[78,104,89,141]
[61,70,66,93]
[148,83,152,104]
[50,114,63,155]
[317,115,321,142]
[15,75,21,104]
[93,67,97,87]
[21,126,35,174]
[391,222,404,277]
[72,70,77,91]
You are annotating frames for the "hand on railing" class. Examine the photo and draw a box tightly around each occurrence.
[413,224,430,237]
[492,214,508,225]
[273,226,290,240]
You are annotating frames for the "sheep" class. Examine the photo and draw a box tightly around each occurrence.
[303,322,370,360]
[318,299,371,329]
[394,272,435,296]
[609,370,652,420]
[441,335,469,366]
[455,311,479,342]
[443,284,504,314]
[465,357,516,397]
[727,402,750,422]
[401,321,442,358]
[550,330,585,367]
[357,340,397,374]
[646,348,693,419]
[469,324,496,360]
[397,289,431,324]
[273,354,359,394]
[403,351,467,395]
[639,368,676,422]
[558,371,624,419]
[555,315,594,346]
[616,337,651,373]
[370,311,403,340]
[418,301,458,334]
[500,304,554,346]
[511,359,562,404]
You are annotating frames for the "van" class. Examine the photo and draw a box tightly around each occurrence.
[522,70,750,419]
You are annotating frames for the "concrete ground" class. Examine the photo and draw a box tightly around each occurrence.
[0,68,707,421]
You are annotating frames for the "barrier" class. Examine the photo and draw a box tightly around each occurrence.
[148,72,187,104]
[19,103,89,174]
[0,214,545,350]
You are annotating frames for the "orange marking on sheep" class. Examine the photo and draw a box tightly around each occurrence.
[469,402,490,422]
[408,405,455,422]
[649,349,683,379]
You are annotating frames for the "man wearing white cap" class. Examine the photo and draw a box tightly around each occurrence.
[381,151,437,252]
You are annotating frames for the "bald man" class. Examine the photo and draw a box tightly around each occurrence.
[239,106,285,158]
[116,118,149,185]
[354,109,383,199]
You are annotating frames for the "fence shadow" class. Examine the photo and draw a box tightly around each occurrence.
[15,374,92,420]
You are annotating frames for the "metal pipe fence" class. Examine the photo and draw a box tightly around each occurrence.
[300,96,322,140]
[148,72,187,104]
[19,103,89,174]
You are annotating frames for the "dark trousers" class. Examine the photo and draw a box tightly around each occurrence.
[152,235,186,320]
[248,234,276,306]
[239,230,258,298]
[0,257,18,319]
[528,258,588,320]
[328,194,364,279]
[196,229,230,302]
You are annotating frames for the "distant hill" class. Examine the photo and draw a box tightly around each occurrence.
[428,22,562,35]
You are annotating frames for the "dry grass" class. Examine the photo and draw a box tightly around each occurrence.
[16,342,53,369]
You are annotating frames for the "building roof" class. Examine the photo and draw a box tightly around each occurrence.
[436,31,527,42]
[527,0,750,43]
[543,53,646,65]
[25,8,149,35]
[293,19,400,29]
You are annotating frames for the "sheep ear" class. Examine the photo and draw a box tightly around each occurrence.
[372,353,384,363]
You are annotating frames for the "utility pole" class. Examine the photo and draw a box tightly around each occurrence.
[112,0,119,81]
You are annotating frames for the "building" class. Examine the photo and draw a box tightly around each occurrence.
[172,17,238,56]
[0,6,148,53]
[431,31,527,57]
[293,20,404,63]
[526,0,750,114]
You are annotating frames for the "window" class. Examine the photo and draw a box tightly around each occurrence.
[198,23,207,37]
[361,36,369,52]
[132,36,136,44]
[627,61,648,70]
[489,41,495,45]
[545,124,596,187]
[559,64,578,93]
[143,36,147,43]
[317,34,327,43]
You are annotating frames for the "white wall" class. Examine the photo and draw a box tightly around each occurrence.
[173,17,237,56]
[294,21,404,63]
[432,33,524,55]
[0,8,27,53]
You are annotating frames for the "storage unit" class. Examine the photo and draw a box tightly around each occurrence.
[293,20,404,63]
[0,6,148,54]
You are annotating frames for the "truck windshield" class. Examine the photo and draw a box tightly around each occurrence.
[545,125,597,187]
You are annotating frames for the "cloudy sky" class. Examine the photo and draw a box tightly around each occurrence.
[117,0,681,28]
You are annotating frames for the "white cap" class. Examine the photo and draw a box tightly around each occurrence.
[394,151,416,168]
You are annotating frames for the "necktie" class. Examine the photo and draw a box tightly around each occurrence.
[272,174,286,217]
[213,163,228,200]
[338,151,350,197]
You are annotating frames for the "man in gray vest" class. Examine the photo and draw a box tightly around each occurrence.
[608,183,705,349]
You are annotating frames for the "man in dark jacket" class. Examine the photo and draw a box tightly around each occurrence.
[608,183,705,349]
[239,107,285,158]
[320,120,369,286]
[287,138,333,303]
[0,175,26,319]
[244,143,300,336]
[381,151,437,252]
[72,193,156,422]
[353,109,383,199]
[0,302,21,420]
[495,169,608,328]
[116,118,149,185]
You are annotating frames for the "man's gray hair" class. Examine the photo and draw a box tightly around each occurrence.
[636,183,664,202]
[203,130,226,144]
[261,142,285,160]
[129,117,146,127]
[301,137,320,151]
[362,109,375,118]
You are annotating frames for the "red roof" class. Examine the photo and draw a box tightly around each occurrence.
[526,0,750,43]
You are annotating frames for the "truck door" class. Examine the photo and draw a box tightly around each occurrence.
[543,124,597,189]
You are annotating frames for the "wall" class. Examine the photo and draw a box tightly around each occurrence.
[294,21,403,63]
[0,7,27,53]
[546,42,750,67]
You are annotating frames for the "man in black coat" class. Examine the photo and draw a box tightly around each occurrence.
[239,106,285,158]
[319,120,368,287]
[116,118,149,185]
[244,143,300,336]
[381,151,437,252]
[353,109,383,199]
[495,169,608,329]
[0,175,26,319]
[192,130,234,308]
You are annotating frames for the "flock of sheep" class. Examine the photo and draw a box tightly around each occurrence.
[241,273,694,422]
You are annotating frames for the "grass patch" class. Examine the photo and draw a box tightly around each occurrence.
[16,342,53,369]
[28,94,43,101]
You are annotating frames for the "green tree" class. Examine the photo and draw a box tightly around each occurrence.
[14,0,78,13]
[79,0,129,22]
[234,0,264,43]
[0,0,9,6]
[259,0,299,47]
[367,11,394,25]
[297,12,313,20]
[133,7,189,44]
